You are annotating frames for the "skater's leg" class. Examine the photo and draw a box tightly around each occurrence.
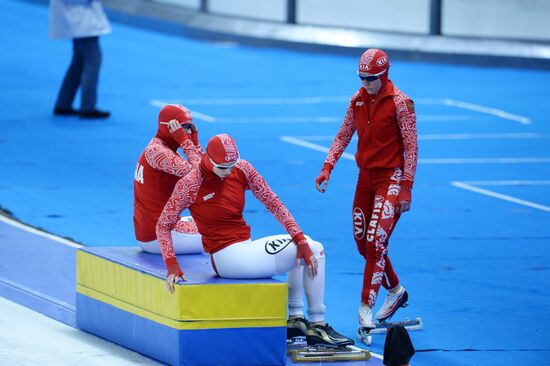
[138,217,203,254]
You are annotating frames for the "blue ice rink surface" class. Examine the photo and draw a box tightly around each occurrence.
[1,0,550,365]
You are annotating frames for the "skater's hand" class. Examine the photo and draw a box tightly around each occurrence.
[315,163,333,193]
[165,258,187,293]
[180,122,199,146]
[397,180,412,214]
[190,128,199,146]
[168,119,193,146]
[293,233,318,277]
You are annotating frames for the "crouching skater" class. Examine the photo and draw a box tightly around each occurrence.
[156,134,354,347]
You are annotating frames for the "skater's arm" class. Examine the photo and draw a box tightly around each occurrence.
[144,138,195,177]
[316,94,358,193]
[394,94,418,213]
[156,170,202,291]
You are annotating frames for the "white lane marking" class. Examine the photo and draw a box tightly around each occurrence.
[280,136,355,160]
[287,133,543,141]
[451,181,550,212]
[159,95,527,123]
[204,115,491,123]
[211,116,340,123]
[417,132,542,140]
[460,180,550,186]
[442,99,530,125]
[0,214,82,249]
[421,157,550,164]
[151,97,530,124]
[149,99,217,122]
[161,96,350,105]
[280,136,550,164]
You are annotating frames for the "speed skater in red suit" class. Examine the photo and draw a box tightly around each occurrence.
[315,49,418,330]
[156,134,354,347]
[133,104,204,255]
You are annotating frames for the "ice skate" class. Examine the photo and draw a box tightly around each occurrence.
[306,323,354,347]
[375,285,408,322]
[357,303,375,345]
[287,317,310,341]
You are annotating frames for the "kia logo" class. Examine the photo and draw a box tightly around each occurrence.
[265,238,293,254]
[353,207,366,240]
[376,57,388,66]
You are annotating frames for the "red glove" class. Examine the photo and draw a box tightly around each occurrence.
[165,257,186,293]
[190,130,199,146]
[292,232,317,276]
[315,163,333,193]
[397,180,413,214]
[170,125,190,146]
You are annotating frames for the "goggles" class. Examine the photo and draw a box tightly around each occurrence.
[209,156,239,170]
[358,69,387,82]
[159,121,194,130]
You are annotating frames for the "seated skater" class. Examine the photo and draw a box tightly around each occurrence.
[156,134,354,347]
[133,104,203,254]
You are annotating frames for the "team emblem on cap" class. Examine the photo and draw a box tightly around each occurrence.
[218,134,239,161]
[376,57,388,67]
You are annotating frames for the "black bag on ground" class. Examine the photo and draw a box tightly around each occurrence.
[383,325,415,366]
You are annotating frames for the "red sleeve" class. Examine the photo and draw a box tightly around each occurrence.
[181,140,202,166]
[237,160,302,238]
[144,138,197,177]
[156,169,202,264]
[393,94,418,186]
[324,93,358,169]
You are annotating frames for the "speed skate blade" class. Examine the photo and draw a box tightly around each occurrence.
[370,317,423,334]
[289,345,371,362]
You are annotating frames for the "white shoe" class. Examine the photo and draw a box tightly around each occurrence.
[375,285,409,322]
[358,303,375,328]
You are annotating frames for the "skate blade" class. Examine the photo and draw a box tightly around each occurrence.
[289,345,371,363]
[370,317,423,334]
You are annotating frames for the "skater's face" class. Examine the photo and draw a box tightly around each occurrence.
[359,72,382,94]
[211,159,237,178]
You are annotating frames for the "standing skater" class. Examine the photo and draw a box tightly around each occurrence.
[157,134,354,347]
[315,49,418,331]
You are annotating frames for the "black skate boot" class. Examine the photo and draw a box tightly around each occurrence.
[287,317,310,340]
[306,323,354,347]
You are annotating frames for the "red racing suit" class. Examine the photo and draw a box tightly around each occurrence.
[324,80,418,306]
[133,138,202,242]
[156,160,303,264]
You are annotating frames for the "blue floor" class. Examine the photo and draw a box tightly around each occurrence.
[1,0,550,365]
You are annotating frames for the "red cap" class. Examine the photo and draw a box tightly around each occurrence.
[358,49,390,75]
[206,134,239,163]
[156,104,192,146]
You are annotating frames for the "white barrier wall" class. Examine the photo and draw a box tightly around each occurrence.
[442,0,550,41]
[208,0,287,22]
[151,0,550,41]
[154,0,200,10]
[297,0,431,34]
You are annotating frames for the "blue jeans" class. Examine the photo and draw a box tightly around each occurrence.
[55,36,102,112]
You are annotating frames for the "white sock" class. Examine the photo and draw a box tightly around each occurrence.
[288,265,305,318]
[305,254,326,323]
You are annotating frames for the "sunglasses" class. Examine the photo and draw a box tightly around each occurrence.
[358,69,387,82]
